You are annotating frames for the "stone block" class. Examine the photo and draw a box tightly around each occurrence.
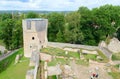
[26,69,34,79]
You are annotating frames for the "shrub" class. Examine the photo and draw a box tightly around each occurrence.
[0,51,2,55]
[4,50,8,54]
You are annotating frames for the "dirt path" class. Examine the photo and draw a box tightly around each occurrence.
[0,49,18,61]
[70,60,113,79]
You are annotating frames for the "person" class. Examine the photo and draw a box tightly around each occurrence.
[93,73,96,77]
[96,73,98,78]
[90,75,93,79]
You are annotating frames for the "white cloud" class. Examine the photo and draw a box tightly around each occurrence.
[0,0,120,11]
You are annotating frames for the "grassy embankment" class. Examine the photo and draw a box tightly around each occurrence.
[108,64,120,79]
[0,48,29,79]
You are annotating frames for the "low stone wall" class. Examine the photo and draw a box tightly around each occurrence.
[48,42,98,50]
[34,64,39,79]
[63,48,80,52]
[82,50,98,55]
[26,52,39,79]
[40,53,52,62]
[47,64,62,76]
[48,42,113,59]
[107,38,120,53]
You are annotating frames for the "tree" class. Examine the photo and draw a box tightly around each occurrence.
[1,18,23,50]
[56,30,64,42]
[1,19,14,50]
[25,12,39,18]
[64,11,84,44]
[47,12,65,42]
[11,20,23,49]
[0,13,12,21]
[78,5,120,45]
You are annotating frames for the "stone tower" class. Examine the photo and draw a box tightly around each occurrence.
[22,19,48,57]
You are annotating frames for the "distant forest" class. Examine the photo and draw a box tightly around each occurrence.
[0,4,120,50]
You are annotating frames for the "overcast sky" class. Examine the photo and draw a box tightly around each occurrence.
[0,0,120,11]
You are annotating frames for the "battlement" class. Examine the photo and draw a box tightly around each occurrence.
[22,18,48,32]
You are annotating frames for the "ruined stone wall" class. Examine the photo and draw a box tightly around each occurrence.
[107,38,120,53]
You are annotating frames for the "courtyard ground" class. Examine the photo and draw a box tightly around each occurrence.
[70,60,113,79]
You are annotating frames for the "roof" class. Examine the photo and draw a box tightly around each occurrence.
[24,18,47,32]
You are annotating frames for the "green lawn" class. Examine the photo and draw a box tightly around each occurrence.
[114,64,120,69]
[0,48,29,79]
[48,75,62,79]
[76,59,89,66]
[48,58,68,66]
[112,53,120,61]
[80,49,108,63]
[41,47,79,58]
[83,54,97,60]
[109,72,120,79]
[108,64,120,79]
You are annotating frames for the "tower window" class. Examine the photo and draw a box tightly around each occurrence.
[32,37,35,40]
[27,21,31,30]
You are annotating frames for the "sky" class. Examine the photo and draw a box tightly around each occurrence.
[0,0,120,11]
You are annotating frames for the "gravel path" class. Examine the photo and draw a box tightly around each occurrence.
[0,49,18,61]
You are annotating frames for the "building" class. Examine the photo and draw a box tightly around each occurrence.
[22,18,48,57]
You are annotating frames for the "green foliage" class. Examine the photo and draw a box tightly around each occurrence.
[0,51,2,55]
[56,30,64,42]
[25,12,39,18]
[1,19,23,50]
[0,48,23,73]
[48,75,61,79]
[114,64,120,69]
[64,11,84,44]
[0,13,12,21]
[47,12,65,42]
[117,28,120,40]
[1,19,15,49]
[4,50,7,54]
[0,40,5,46]
[0,4,120,48]
[77,5,120,45]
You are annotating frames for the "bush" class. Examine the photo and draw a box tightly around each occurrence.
[4,50,7,54]
[0,51,2,55]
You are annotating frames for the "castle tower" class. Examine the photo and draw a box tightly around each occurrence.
[22,19,48,57]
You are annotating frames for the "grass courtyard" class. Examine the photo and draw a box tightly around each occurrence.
[0,48,29,79]
[41,47,108,67]
[40,46,80,59]
[112,52,120,61]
